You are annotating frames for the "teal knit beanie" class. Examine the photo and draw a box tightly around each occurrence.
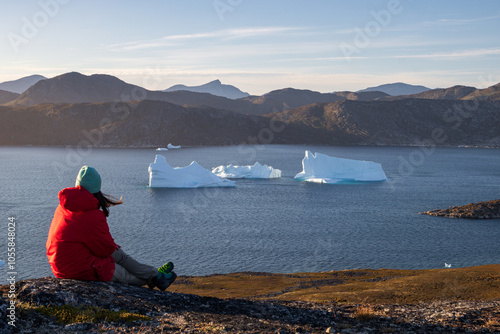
[75,166,101,194]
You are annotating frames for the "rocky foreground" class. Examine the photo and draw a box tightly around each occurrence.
[420,199,500,219]
[1,266,500,333]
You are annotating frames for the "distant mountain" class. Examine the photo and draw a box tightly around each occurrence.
[392,85,477,100]
[164,79,250,99]
[0,89,19,104]
[0,75,46,94]
[10,72,389,115]
[358,82,430,96]
[1,98,499,148]
[10,72,154,106]
[7,72,499,149]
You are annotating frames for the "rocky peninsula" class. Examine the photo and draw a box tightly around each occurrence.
[2,265,499,333]
[420,199,500,219]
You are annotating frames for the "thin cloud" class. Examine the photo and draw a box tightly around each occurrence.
[423,14,500,27]
[108,26,304,51]
[391,48,500,59]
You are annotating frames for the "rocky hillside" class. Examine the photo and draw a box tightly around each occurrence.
[2,265,499,333]
[271,99,500,147]
[464,82,500,101]
[393,85,477,100]
[0,100,321,147]
[0,89,18,104]
[1,97,500,147]
[242,88,388,114]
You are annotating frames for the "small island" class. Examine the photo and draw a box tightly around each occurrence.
[420,199,500,219]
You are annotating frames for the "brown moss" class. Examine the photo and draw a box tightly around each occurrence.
[171,264,500,304]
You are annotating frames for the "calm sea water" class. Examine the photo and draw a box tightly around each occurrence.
[1,145,499,281]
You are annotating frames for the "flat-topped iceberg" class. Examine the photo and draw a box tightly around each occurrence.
[167,143,181,149]
[212,162,281,179]
[149,155,235,188]
[294,151,387,184]
[156,147,168,151]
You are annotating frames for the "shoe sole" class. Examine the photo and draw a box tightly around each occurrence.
[157,272,177,291]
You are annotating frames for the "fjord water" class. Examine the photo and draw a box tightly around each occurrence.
[1,145,499,280]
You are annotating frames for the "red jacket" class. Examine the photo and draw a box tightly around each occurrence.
[46,186,118,281]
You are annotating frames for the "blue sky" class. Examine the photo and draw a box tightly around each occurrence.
[1,0,499,95]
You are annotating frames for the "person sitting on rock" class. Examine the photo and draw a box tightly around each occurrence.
[46,166,176,290]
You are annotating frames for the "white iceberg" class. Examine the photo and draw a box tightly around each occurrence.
[149,155,235,188]
[156,147,168,151]
[212,162,282,179]
[294,150,387,184]
[167,143,181,149]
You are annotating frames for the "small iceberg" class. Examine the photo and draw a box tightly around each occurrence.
[149,155,235,188]
[167,143,181,149]
[156,147,168,151]
[212,162,281,179]
[0,260,4,267]
[294,150,387,184]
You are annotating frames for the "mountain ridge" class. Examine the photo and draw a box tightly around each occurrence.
[9,72,392,115]
[387,85,478,100]
[358,82,430,96]
[2,71,499,149]
[164,79,250,99]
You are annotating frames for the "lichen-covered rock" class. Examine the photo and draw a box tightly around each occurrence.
[1,277,499,333]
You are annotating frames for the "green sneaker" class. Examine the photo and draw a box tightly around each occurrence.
[147,262,174,289]
[158,261,174,274]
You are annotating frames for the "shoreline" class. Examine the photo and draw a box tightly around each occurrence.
[1,143,500,149]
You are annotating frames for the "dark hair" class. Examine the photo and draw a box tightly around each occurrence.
[93,191,123,217]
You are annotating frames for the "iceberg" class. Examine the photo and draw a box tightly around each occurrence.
[167,143,181,149]
[212,162,282,179]
[294,151,387,184]
[149,155,235,188]
[156,147,168,151]
[0,260,4,267]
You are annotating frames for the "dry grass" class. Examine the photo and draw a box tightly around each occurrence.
[353,304,379,321]
[195,321,227,333]
[170,264,500,304]
[18,302,151,324]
